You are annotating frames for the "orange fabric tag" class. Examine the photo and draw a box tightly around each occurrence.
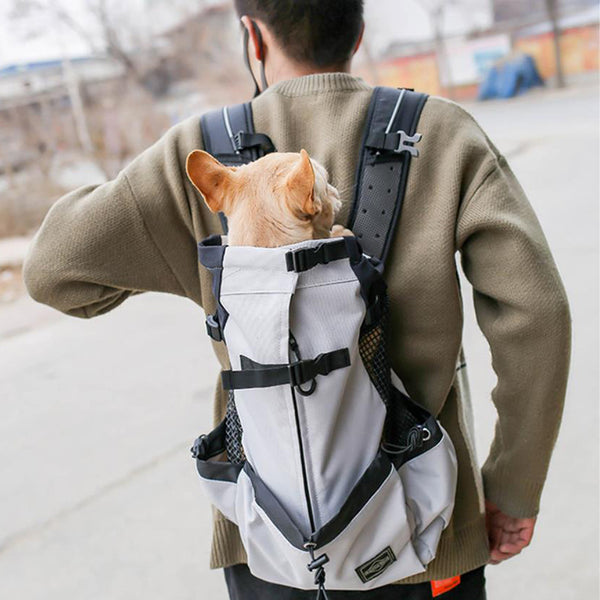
[430,575,461,597]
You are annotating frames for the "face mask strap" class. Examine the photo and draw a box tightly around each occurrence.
[242,19,269,98]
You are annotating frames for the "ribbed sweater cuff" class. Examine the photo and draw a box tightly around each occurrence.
[209,517,247,570]
[482,466,545,518]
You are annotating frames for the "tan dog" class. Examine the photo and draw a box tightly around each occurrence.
[186,149,350,247]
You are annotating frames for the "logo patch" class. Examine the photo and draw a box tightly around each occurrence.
[355,547,397,583]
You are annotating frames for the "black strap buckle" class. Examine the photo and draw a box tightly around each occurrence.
[190,435,208,460]
[234,131,275,154]
[206,314,223,341]
[221,348,351,391]
[288,350,350,387]
[285,240,348,273]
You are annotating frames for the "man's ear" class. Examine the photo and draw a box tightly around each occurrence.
[353,22,365,55]
[186,150,235,214]
[241,15,265,61]
[285,149,318,217]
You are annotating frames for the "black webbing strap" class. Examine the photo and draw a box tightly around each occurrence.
[190,418,227,460]
[285,239,349,273]
[348,87,428,264]
[200,103,275,233]
[221,348,351,390]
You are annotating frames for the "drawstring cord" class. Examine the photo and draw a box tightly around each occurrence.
[382,424,431,455]
[305,543,330,600]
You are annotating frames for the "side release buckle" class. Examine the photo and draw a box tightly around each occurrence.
[190,435,208,460]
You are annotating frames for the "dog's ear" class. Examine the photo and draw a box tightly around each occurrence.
[186,150,236,214]
[284,149,318,217]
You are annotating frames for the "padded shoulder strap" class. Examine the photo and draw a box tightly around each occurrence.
[201,102,275,165]
[348,88,428,264]
[201,102,275,232]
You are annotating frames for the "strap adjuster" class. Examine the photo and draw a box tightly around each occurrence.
[288,359,311,388]
[286,249,307,272]
[288,351,350,387]
[221,348,351,390]
[365,130,422,158]
[206,314,223,341]
[234,131,275,154]
[393,130,422,157]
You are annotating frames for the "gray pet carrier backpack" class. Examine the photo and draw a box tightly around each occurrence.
[190,88,458,596]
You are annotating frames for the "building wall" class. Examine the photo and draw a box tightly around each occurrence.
[374,53,441,96]
[493,0,597,23]
[514,24,599,79]
[359,23,598,99]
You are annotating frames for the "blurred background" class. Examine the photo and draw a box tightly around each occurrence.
[0,1,598,599]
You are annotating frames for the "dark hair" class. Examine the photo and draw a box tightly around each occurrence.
[234,0,364,68]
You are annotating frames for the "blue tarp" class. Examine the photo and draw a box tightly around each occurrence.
[478,54,544,100]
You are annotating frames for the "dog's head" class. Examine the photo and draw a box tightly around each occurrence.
[186,149,341,247]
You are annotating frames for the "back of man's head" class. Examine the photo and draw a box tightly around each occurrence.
[233,0,364,69]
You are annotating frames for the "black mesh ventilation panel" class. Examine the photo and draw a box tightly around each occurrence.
[358,293,392,409]
[225,390,245,464]
[358,292,423,447]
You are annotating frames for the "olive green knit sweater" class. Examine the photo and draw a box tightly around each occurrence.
[23,73,571,583]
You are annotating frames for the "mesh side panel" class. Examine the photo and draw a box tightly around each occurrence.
[358,294,392,410]
[385,391,423,445]
[225,390,245,464]
[358,293,423,447]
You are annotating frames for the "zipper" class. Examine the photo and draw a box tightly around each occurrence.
[290,385,317,534]
[290,332,331,599]
[289,332,317,534]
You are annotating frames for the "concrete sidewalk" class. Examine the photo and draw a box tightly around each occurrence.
[0,81,598,599]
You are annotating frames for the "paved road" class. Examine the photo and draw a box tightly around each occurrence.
[1,80,598,599]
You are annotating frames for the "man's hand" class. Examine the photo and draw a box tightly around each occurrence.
[485,500,537,565]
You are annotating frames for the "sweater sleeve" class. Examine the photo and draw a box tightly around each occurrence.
[456,152,571,518]
[24,117,218,317]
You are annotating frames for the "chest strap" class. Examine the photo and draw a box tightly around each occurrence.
[221,348,351,391]
[285,238,350,272]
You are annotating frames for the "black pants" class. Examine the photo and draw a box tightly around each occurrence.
[224,564,486,600]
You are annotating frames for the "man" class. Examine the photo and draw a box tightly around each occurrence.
[23,1,571,598]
